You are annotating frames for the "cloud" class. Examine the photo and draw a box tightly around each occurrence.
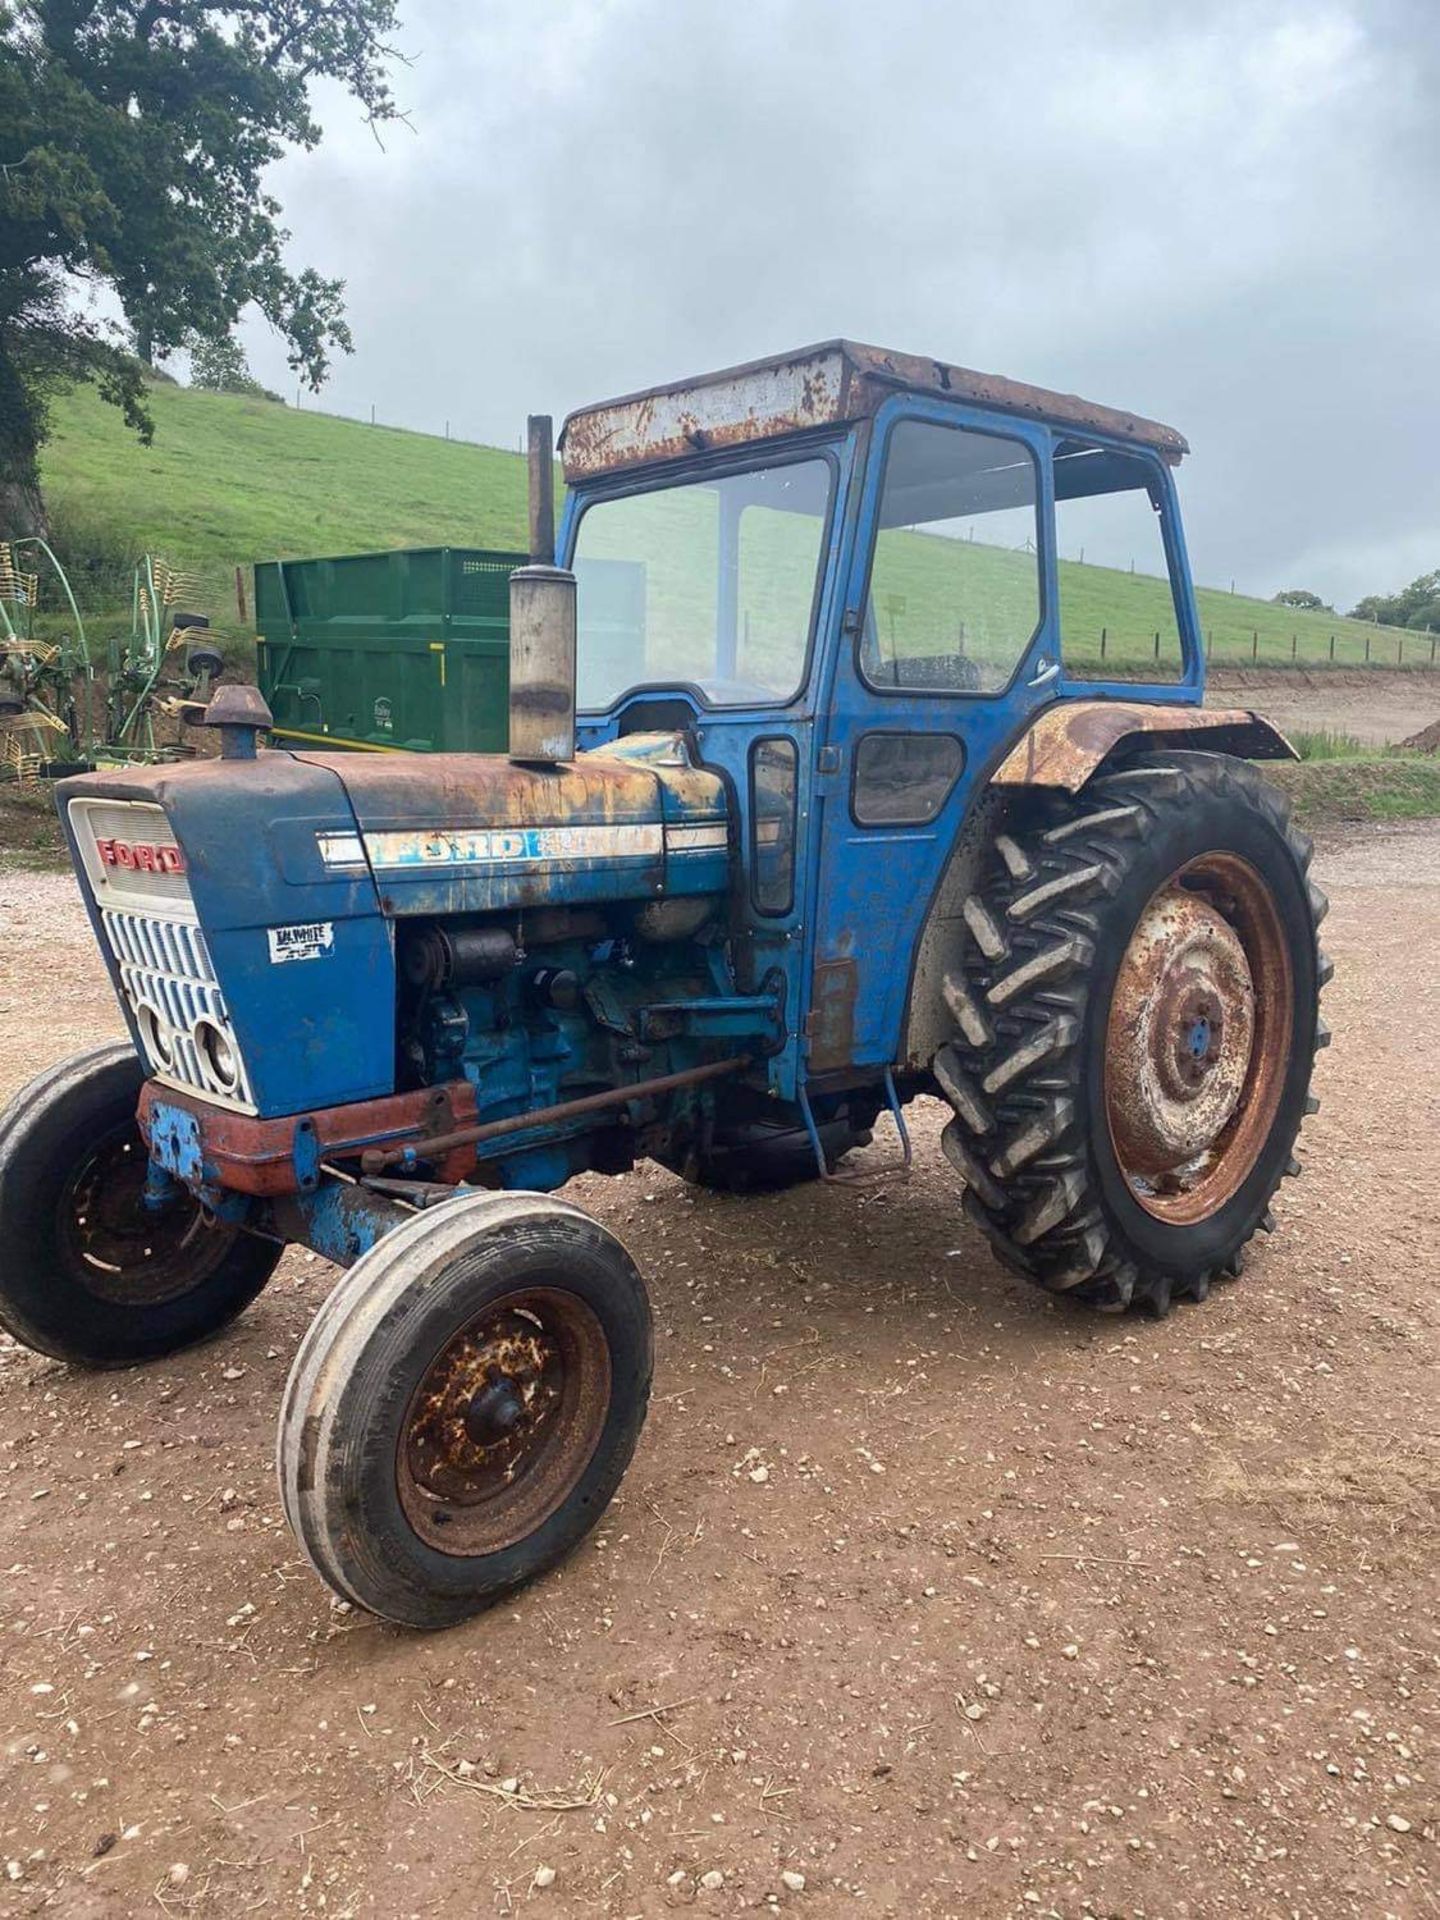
[241,0,1440,609]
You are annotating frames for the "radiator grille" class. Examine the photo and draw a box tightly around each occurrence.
[99,907,256,1111]
[66,797,256,1112]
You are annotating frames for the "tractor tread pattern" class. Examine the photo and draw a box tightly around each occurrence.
[934,753,1328,1314]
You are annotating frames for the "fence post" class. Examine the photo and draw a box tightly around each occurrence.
[1291,633,1297,660]
[1365,634,1371,663]
[1252,630,1258,661]
[1154,630,1160,662]
[1398,636,1404,666]
[1432,635,1437,666]
[1205,629,1212,662]
[1329,634,1335,662]
[1100,627,1107,662]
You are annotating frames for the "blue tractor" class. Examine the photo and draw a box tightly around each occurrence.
[0,343,1327,1627]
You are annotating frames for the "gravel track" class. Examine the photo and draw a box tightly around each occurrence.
[0,823,1436,1918]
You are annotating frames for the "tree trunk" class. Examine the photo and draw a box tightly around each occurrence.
[0,469,48,539]
[0,348,49,539]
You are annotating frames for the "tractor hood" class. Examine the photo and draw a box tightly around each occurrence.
[58,730,729,932]
[290,732,728,916]
[55,731,730,1119]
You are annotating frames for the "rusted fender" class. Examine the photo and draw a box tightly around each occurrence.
[989,701,1295,793]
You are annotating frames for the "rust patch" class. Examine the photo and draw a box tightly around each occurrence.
[990,702,1296,792]
[396,1287,612,1558]
[295,748,664,832]
[137,1079,480,1195]
[561,346,849,480]
[806,959,859,1074]
[559,339,1188,481]
[1106,886,1254,1178]
[1104,853,1295,1226]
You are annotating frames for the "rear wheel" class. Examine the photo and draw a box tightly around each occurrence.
[277,1191,652,1628]
[0,1044,281,1366]
[934,753,1329,1313]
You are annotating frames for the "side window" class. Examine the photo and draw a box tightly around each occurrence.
[1053,443,1184,679]
[750,737,798,915]
[852,733,963,826]
[861,418,1041,694]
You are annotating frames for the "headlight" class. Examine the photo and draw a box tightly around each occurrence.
[135,1000,174,1070]
[193,1016,240,1095]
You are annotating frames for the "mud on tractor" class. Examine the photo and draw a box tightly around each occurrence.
[0,343,1328,1628]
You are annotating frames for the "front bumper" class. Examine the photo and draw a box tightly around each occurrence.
[138,1078,480,1197]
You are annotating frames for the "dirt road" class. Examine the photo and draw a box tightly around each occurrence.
[0,823,1436,1919]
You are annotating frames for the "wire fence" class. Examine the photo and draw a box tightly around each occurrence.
[1065,624,1438,674]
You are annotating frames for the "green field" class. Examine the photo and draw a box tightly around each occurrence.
[31,377,1430,675]
[37,379,533,635]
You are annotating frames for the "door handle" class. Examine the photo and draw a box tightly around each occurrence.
[1028,655,1060,689]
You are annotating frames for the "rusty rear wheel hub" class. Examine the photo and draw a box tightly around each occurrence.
[398,1289,611,1557]
[1105,852,1294,1225]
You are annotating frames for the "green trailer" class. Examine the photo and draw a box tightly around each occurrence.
[253,546,527,753]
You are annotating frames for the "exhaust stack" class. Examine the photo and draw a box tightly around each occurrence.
[508,414,576,764]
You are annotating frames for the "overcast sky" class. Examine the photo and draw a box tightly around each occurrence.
[239,0,1439,611]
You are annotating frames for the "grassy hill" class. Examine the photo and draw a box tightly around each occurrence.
[38,379,533,633]
[33,377,1425,675]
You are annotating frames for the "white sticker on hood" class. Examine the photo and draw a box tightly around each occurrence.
[267,921,335,964]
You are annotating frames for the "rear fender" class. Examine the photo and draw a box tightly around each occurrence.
[987,699,1295,792]
[900,700,1295,1066]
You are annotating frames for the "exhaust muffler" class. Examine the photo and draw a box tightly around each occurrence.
[508,413,577,764]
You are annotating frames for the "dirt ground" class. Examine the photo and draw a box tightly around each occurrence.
[1205,666,1440,748]
[0,821,1437,1920]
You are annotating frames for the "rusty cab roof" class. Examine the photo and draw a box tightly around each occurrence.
[558,339,1189,483]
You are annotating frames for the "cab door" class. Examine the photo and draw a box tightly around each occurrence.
[801,398,1060,1076]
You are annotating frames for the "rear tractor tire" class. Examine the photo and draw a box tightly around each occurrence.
[0,1043,281,1367]
[277,1191,652,1629]
[935,752,1329,1314]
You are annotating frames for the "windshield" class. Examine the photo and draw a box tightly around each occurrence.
[571,456,833,709]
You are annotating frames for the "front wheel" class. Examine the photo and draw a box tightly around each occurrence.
[277,1191,653,1628]
[936,752,1330,1313]
[0,1043,281,1366]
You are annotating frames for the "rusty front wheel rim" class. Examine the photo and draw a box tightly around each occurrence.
[1104,852,1295,1225]
[59,1123,229,1306]
[396,1288,611,1558]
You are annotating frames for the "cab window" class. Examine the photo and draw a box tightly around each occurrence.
[861,418,1042,694]
[1053,443,1184,679]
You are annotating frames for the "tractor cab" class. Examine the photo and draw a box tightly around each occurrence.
[557,341,1273,1091]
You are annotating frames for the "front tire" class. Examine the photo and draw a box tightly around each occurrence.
[0,1043,282,1366]
[277,1191,652,1629]
[935,753,1329,1313]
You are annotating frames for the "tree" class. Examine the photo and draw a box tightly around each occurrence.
[0,2,402,533]
[1348,569,1440,629]
[189,333,274,400]
[1271,588,1329,612]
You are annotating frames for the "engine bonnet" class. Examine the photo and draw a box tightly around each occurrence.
[292,732,728,916]
[55,732,731,1117]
